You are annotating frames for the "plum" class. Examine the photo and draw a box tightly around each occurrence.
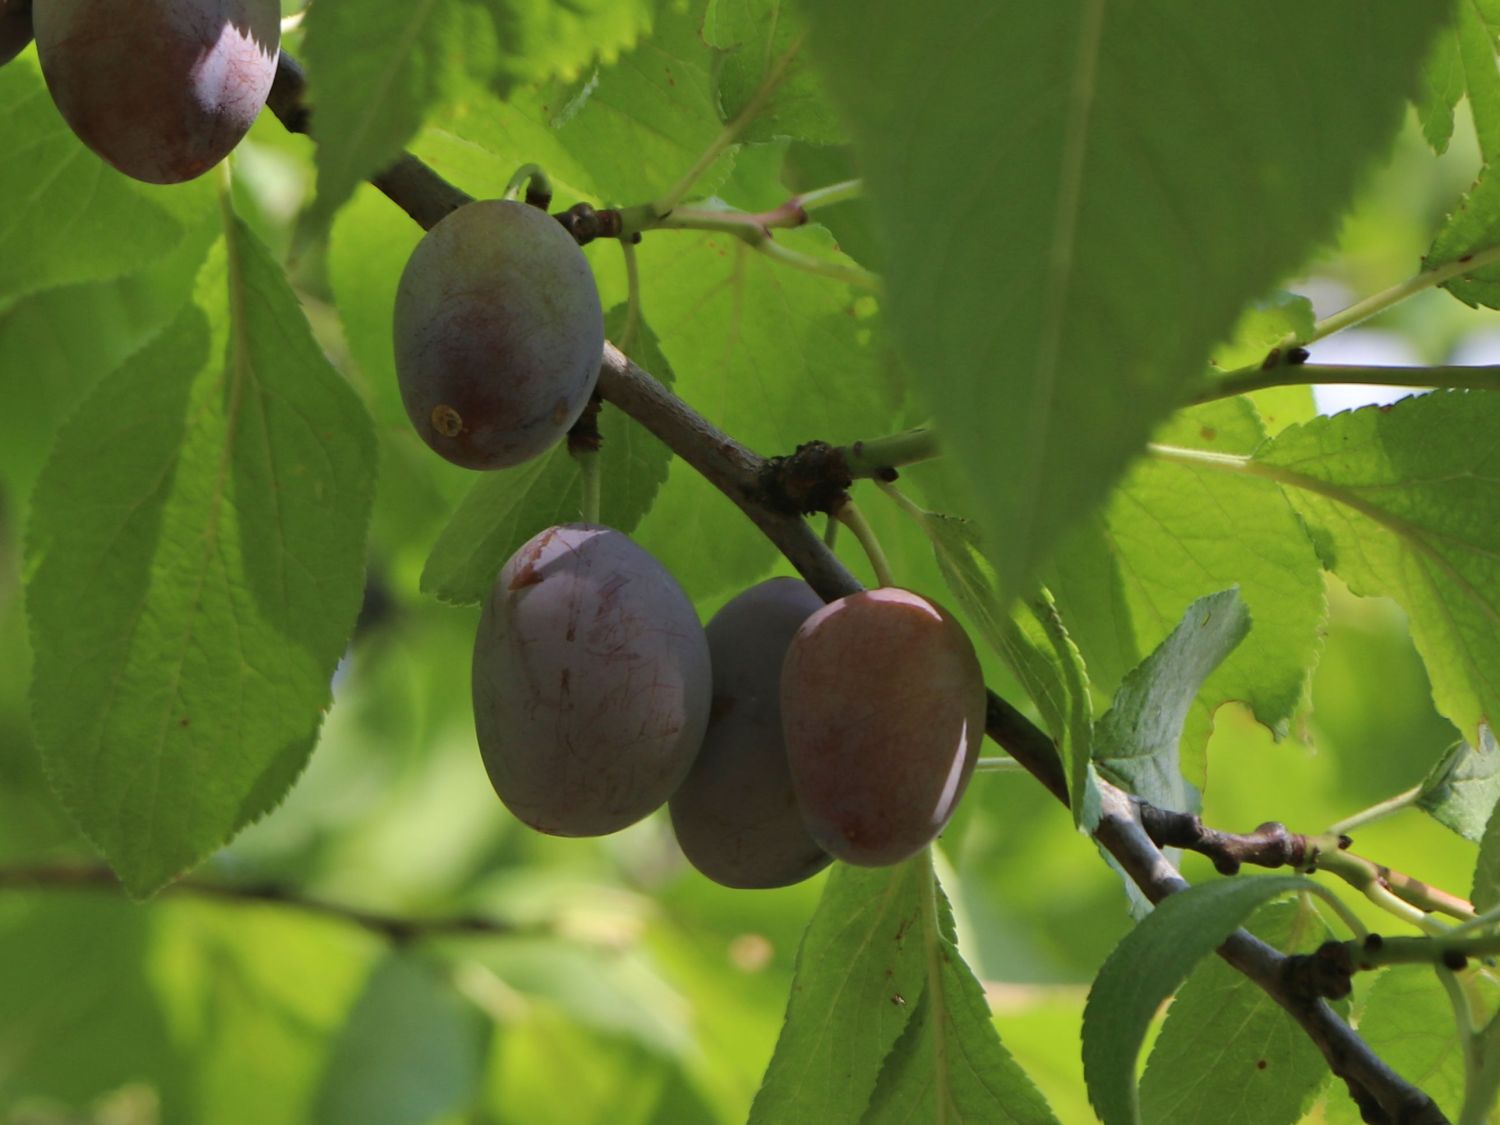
[0,0,32,67]
[34,0,280,184]
[472,523,711,837]
[781,588,985,866]
[669,578,831,889]
[393,199,605,471]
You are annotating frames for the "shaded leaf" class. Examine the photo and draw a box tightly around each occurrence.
[0,896,182,1111]
[314,954,487,1125]
[809,0,1448,605]
[1419,727,1500,842]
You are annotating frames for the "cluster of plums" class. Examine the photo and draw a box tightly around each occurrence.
[393,196,988,887]
[474,528,987,886]
[3,0,280,184]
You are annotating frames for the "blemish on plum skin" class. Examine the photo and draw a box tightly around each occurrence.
[508,562,545,591]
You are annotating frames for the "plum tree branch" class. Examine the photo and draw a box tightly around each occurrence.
[260,49,1442,1123]
[0,861,527,944]
[1138,807,1477,924]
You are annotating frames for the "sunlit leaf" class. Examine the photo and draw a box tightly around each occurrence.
[26,215,377,896]
[1082,876,1313,1125]
[1256,392,1500,751]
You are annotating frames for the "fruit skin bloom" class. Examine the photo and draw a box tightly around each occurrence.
[34,0,281,184]
[781,587,985,867]
[393,199,605,471]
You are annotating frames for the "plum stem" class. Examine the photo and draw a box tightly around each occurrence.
[503,163,553,211]
[835,498,895,588]
[577,449,602,524]
[619,239,641,354]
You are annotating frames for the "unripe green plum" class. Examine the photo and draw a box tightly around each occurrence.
[393,199,605,471]
[34,0,280,184]
[473,523,711,836]
[0,0,32,67]
[781,588,985,866]
[670,578,831,889]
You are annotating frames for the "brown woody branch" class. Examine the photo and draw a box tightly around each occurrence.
[258,49,1439,1123]
[0,862,522,944]
[1141,807,1477,923]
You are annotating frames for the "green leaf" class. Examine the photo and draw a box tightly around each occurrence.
[0,896,182,1111]
[0,207,216,519]
[0,56,186,302]
[483,1003,720,1125]
[1419,727,1500,842]
[1081,875,1313,1125]
[1095,589,1251,815]
[314,954,488,1125]
[420,307,675,604]
[925,513,1094,821]
[25,215,377,896]
[1322,969,1465,1125]
[1430,169,1500,309]
[437,0,734,206]
[1474,787,1500,910]
[1208,293,1317,374]
[704,0,842,145]
[1052,400,1324,782]
[619,225,900,600]
[301,0,654,226]
[748,861,929,1125]
[150,899,381,1124]
[1415,3,1500,159]
[1138,899,1336,1125]
[1255,392,1500,750]
[808,0,1448,605]
[863,872,1058,1124]
[1417,16,1464,154]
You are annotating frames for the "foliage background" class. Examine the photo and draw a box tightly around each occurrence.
[0,1,1495,1121]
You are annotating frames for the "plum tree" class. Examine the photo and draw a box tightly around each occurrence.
[393,198,605,471]
[33,0,280,184]
[781,588,986,867]
[472,523,711,837]
[669,578,832,889]
[0,0,31,67]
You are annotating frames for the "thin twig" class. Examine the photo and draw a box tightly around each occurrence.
[0,862,523,944]
[1193,363,1500,406]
